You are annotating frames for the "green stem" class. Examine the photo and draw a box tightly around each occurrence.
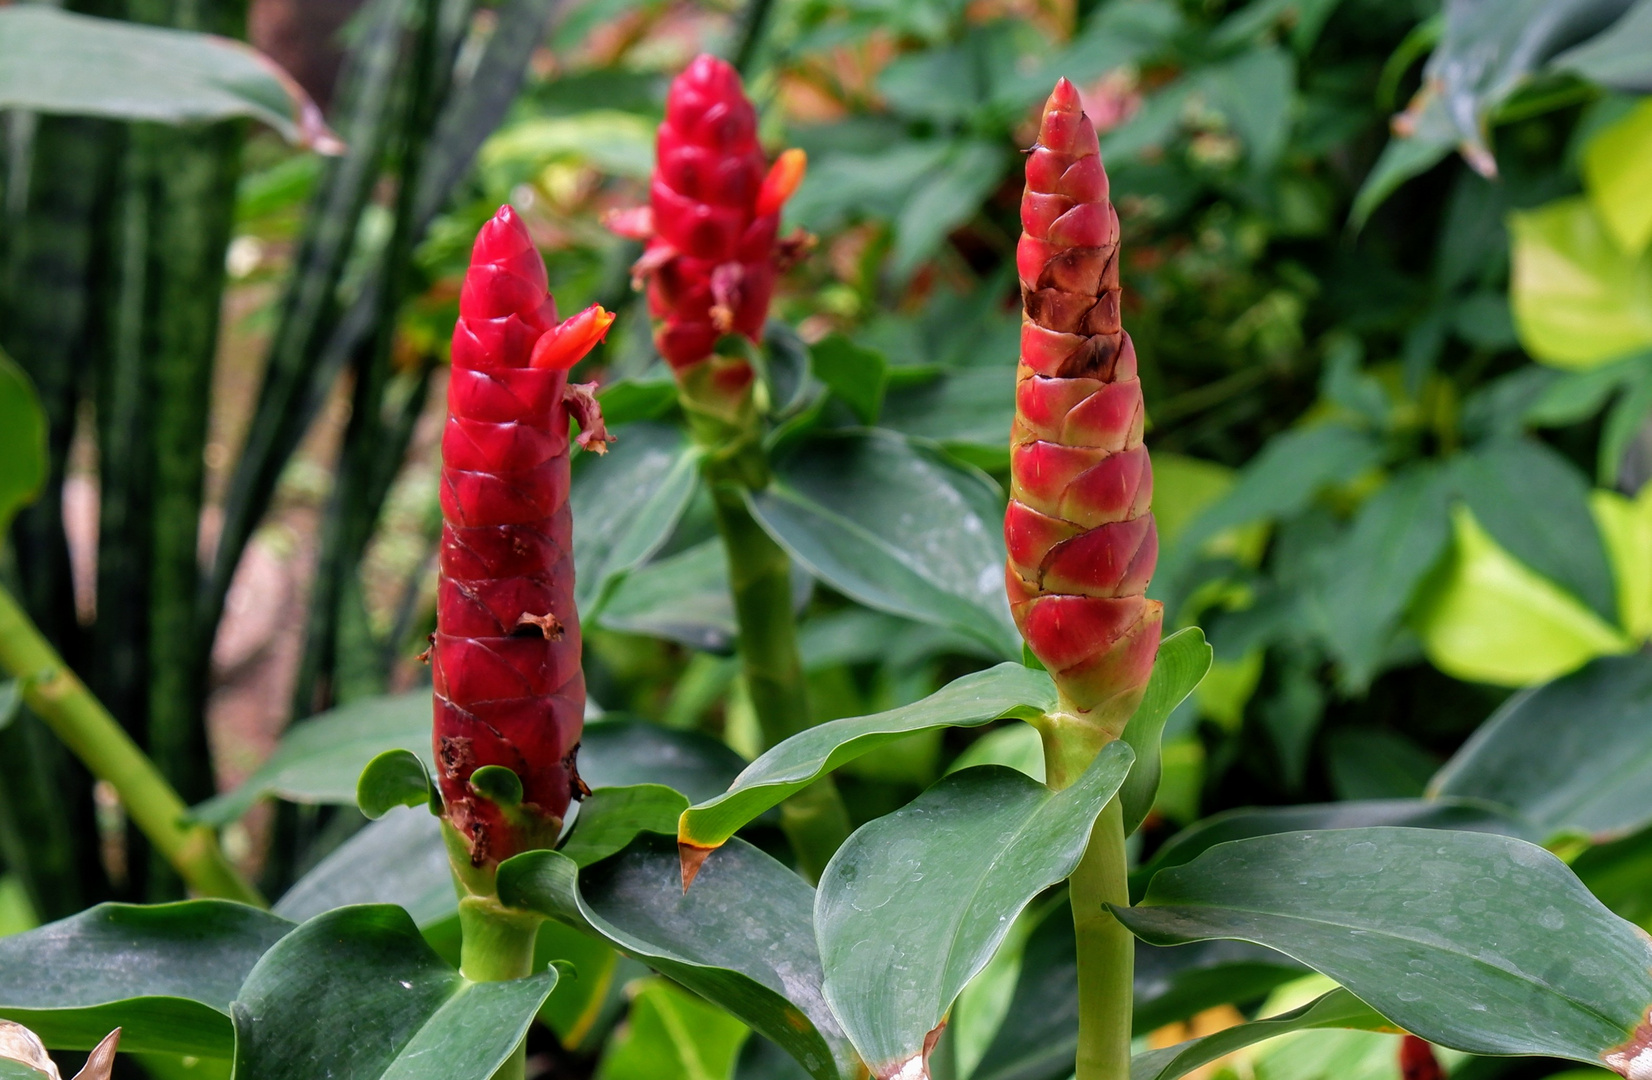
[1042,715,1132,1080]
[458,896,543,1080]
[0,583,264,907]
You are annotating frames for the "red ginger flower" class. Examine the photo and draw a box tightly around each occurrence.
[1007,79,1162,734]
[612,54,807,394]
[435,205,613,868]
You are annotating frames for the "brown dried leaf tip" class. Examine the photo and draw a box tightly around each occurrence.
[875,1020,947,1080]
[679,841,715,892]
[1605,1009,1652,1079]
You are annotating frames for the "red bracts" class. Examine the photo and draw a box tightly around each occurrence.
[613,53,807,391]
[434,205,613,867]
[1007,80,1162,733]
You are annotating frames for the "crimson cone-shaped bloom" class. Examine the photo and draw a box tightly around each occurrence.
[435,205,613,868]
[611,54,808,407]
[1007,80,1162,734]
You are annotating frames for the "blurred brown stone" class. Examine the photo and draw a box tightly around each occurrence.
[249,0,369,109]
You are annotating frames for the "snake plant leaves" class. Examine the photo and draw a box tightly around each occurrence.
[571,422,701,614]
[1431,653,1652,840]
[1130,988,1390,1080]
[1131,797,1537,896]
[815,741,1134,1080]
[193,701,743,825]
[232,905,556,1080]
[1119,628,1211,835]
[677,663,1056,864]
[0,902,293,1056]
[498,838,860,1080]
[0,352,46,539]
[1117,827,1652,1068]
[749,430,1020,658]
[0,6,338,150]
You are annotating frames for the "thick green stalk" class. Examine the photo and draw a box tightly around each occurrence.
[454,849,543,1080]
[705,474,850,881]
[0,583,264,907]
[1042,714,1132,1080]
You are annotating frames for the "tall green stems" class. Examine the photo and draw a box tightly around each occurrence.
[688,380,850,882]
[1042,709,1133,1080]
[0,584,264,906]
[458,895,543,1080]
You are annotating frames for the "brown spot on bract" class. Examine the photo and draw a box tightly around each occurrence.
[439,735,474,776]
[514,611,564,640]
[1605,1009,1652,1079]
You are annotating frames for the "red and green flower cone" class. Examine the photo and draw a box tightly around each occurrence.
[609,52,809,438]
[1008,79,1163,745]
[435,204,613,872]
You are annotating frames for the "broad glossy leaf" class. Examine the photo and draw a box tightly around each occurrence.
[356,749,436,819]
[750,431,1019,658]
[1511,197,1652,370]
[561,785,687,868]
[971,900,1301,1080]
[816,742,1134,1079]
[1554,0,1652,91]
[891,140,1008,280]
[1307,466,1453,690]
[1594,485,1652,639]
[0,353,46,538]
[274,808,453,927]
[1411,506,1632,686]
[233,905,555,1080]
[0,6,335,149]
[572,422,701,614]
[947,724,1045,782]
[1133,798,1536,895]
[595,978,748,1080]
[1574,824,1652,930]
[1118,827,1652,1066]
[1431,654,1652,840]
[678,663,1055,852]
[595,541,737,651]
[811,335,887,425]
[0,902,292,1055]
[879,368,1016,466]
[498,839,860,1080]
[1583,98,1652,255]
[194,706,743,823]
[1119,628,1212,835]
[1130,988,1388,1080]
[1455,438,1618,623]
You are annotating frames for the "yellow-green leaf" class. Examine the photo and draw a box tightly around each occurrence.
[1583,98,1652,257]
[1591,483,1652,643]
[1509,197,1652,370]
[1411,505,1633,686]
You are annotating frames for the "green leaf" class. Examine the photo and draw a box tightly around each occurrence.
[193,703,744,824]
[596,977,749,1080]
[479,110,658,180]
[0,902,293,1056]
[1591,483,1652,639]
[1130,988,1389,1080]
[232,906,556,1080]
[596,540,739,651]
[678,663,1056,851]
[1119,628,1212,835]
[498,839,861,1080]
[572,422,701,614]
[0,352,47,539]
[810,335,888,425]
[1194,46,1296,174]
[1583,98,1652,255]
[1117,827,1652,1066]
[1511,197,1652,370]
[275,808,454,928]
[1431,653,1652,840]
[0,6,335,150]
[1306,466,1453,690]
[815,742,1134,1078]
[1411,505,1632,687]
[750,431,1019,658]
[947,724,1045,782]
[879,368,1016,468]
[1349,115,1453,229]
[891,140,1008,281]
[357,749,436,820]
[1131,799,1537,897]
[561,785,688,868]
[1553,0,1652,93]
[0,682,21,733]
[469,765,524,808]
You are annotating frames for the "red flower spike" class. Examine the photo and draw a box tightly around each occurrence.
[615,54,806,385]
[434,204,608,869]
[1008,80,1162,733]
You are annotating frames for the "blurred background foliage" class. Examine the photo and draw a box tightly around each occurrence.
[4,0,1652,1077]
